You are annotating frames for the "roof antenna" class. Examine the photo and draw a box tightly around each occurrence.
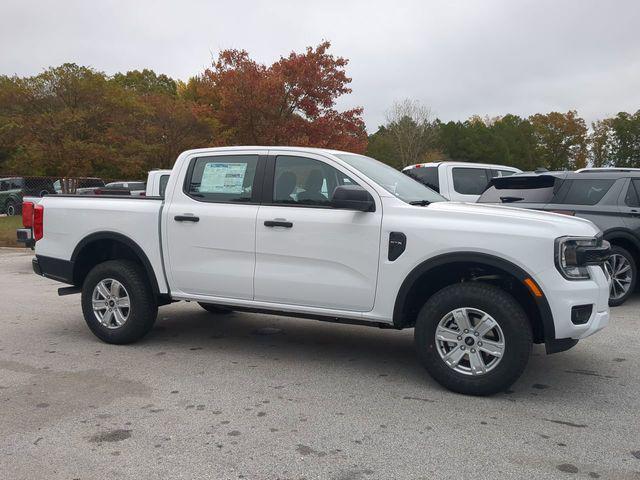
[534,167,549,173]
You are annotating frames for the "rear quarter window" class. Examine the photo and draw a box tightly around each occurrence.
[452,168,490,195]
[159,175,170,197]
[556,179,615,206]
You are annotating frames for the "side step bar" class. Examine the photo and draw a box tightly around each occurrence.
[58,286,81,296]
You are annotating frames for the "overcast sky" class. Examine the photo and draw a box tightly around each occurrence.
[1,0,639,132]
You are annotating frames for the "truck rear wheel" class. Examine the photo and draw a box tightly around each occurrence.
[81,260,158,344]
[414,282,532,396]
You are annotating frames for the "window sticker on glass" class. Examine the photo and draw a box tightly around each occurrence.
[200,162,248,194]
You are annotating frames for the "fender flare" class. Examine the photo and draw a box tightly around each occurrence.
[71,231,160,295]
[392,252,555,341]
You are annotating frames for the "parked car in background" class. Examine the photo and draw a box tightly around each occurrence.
[54,178,105,195]
[18,147,611,396]
[478,171,640,306]
[0,177,56,215]
[402,161,521,202]
[97,181,146,196]
[146,170,171,197]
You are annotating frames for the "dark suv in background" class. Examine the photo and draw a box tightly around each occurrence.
[0,177,57,216]
[478,171,640,306]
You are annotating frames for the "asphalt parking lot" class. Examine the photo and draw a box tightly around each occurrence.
[1,248,639,480]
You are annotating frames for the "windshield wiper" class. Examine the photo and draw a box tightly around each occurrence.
[499,196,524,203]
[409,200,431,206]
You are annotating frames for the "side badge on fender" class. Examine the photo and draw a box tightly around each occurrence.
[388,232,407,261]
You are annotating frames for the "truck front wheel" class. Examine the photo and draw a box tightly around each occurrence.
[414,282,532,396]
[81,260,158,344]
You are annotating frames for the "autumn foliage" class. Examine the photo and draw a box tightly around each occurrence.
[186,41,367,152]
[0,42,367,178]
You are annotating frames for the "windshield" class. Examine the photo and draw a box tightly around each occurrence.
[335,154,446,204]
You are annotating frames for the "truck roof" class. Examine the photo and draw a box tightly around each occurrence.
[180,146,354,157]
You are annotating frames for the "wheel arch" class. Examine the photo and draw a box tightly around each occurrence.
[71,231,160,296]
[393,252,554,344]
[603,228,640,261]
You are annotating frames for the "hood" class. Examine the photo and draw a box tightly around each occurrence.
[426,201,599,236]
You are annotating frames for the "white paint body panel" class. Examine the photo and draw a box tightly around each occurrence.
[145,170,171,197]
[254,150,383,311]
[35,196,168,293]
[34,146,610,342]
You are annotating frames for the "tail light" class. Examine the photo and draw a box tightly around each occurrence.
[33,204,44,241]
[22,201,34,228]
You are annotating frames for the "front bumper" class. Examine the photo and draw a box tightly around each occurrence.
[536,264,610,350]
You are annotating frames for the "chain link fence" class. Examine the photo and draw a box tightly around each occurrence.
[0,175,144,217]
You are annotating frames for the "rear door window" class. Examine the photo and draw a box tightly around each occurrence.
[186,155,258,203]
[403,166,440,192]
[452,168,490,195]
[557,179,615,206]
[478,175,559,204]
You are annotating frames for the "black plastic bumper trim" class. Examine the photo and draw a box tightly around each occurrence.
[545,337,579,354]
[34,255,74,285]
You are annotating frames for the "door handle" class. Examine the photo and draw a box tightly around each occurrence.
[174,215,199,222]
[264,220,293,228]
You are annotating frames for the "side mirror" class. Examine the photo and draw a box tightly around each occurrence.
[331,185,375,212]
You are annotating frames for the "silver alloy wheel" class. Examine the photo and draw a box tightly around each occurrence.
[6,203,15,216]
[92,278,131,329]
[434,307,505,376]
[606,254,633,301]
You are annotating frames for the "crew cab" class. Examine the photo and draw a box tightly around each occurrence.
[402,161,521,202]
[18,147,611,395]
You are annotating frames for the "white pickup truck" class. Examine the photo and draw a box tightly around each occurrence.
[402,161,522,202]
[18,147,611,395]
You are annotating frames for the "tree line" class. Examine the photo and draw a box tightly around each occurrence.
[0,41,638,179]
[367,101,640,171]
[0,42,367,179]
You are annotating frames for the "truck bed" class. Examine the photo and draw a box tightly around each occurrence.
[33,195,168,293]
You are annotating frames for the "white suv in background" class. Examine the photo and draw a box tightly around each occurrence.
[403,161,521,202]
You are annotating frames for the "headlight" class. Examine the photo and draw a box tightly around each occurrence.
[555,236,598,280]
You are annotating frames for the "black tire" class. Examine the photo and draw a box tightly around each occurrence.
[414,282,532,396]
[198,302,233,314]
[5,200,18,216]
[81,260,158,344]
[608,245,637,307]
